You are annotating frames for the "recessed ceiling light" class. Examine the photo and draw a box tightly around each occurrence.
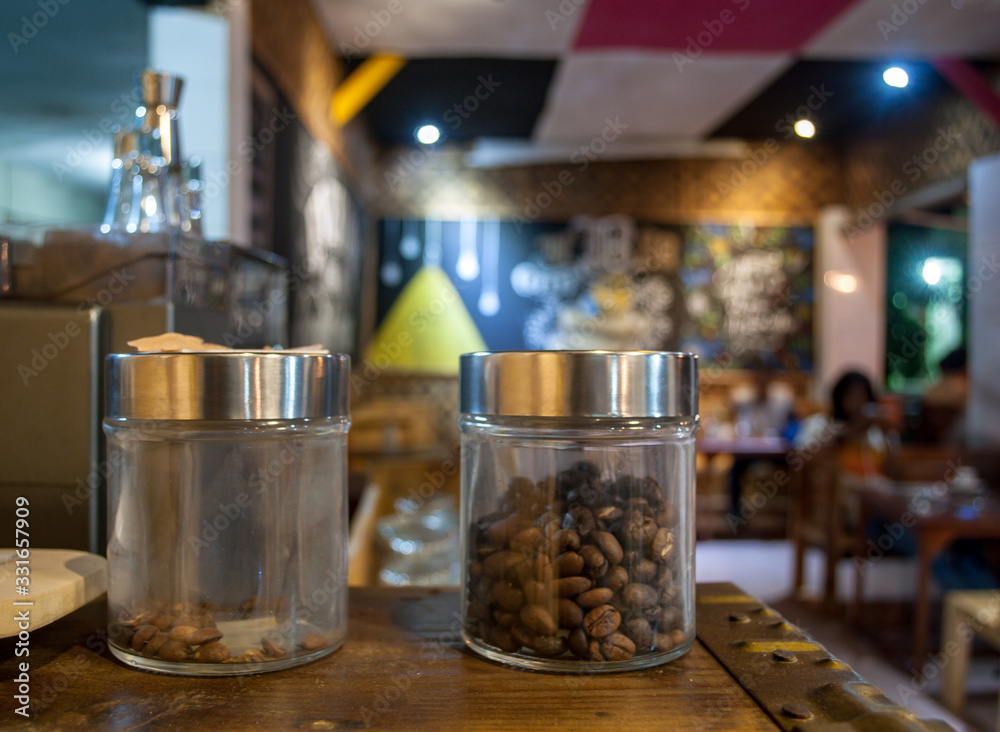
[824,270,857,293]
[793,119,815,139]
[883,67,909,88]
[922,258,942,285]
[415,124,440,145]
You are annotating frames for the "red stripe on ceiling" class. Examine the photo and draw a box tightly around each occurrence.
[932,58,1000,130]
[574,0,863,52]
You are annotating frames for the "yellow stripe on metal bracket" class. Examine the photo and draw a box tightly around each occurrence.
[733,641,822,653]
[697,595,756,604]
[331,54,407,125]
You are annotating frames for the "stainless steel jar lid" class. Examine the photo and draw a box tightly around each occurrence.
[460,351,697,418]
[106,352,350,420]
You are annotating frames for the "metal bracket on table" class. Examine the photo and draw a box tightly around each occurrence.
[696,582,953,732]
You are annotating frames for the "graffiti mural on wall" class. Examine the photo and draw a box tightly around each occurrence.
[376,215,812,369]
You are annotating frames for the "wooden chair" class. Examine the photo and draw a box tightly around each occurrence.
[790,439,855,614]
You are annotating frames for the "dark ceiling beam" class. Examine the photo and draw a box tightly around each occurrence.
[931,57,1000,130]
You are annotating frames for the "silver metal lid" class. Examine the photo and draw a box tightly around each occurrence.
[106,352,350,421]
[460,351,698,418]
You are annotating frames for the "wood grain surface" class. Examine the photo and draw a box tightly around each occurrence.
[1,587,775,730]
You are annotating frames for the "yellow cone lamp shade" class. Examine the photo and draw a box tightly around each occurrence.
[363,265,487,374]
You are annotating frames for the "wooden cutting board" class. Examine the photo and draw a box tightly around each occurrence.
[0,548,107,638]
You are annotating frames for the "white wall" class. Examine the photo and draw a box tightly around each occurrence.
[814,206,887,403]
[967,153,1000,448]
[149,7,231,242]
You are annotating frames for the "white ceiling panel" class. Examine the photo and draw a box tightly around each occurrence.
[533,52,793,144]
[806,0,1000,58]
[310,0,585,58]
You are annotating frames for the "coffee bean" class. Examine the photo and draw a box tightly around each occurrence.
[579,545,608,578]
[510,622,536,650]
[153,615,174,632]
[520,605,558,637]
[493,610,518,628]
[168,625,198,642]
[157,640,191,662]
[558,598,584,629]
[532,635,567,657]
[557,551,585,576]
[583,604,621,638]
[603,565,629,593]
[468,600,491,622]
[557,576,592,597]
[490,626,518,653]
[483,550,522,579]
[622,583,658,611]
[510,527,544,553]
[495,582,524,613]
[652,528,674,561]
[624,617,654,649]
[184,627,223,645]
[600,632,636,661]
[576,587,614,608]
[522,580,552,606]
[632,559,658,584]
[568,627,589,658]
[562,506,595,536]
[590,531,623,566]
[654,633,675,653]
[261,638,286,658]
[192,641,231,663]
[669,629,686,646]
[553,529,581,553]
[595,505,623,523]
[131,624,159,652]
[487,514,533,544]
[299,633,329,651]
[659,605,683,630]
[141,633,169,658]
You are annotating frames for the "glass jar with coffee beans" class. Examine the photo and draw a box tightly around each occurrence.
[104,349,351,675]
[459,351,698,672]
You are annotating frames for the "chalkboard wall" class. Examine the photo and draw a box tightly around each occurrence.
[376,216,812,370]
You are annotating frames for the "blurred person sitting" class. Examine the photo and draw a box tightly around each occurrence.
[919,348,968,446]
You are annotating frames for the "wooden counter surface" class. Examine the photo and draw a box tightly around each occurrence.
[2,585,773,731]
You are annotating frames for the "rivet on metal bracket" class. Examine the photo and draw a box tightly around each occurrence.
[772,649,798,663]
[729,613,750,623]
[781,702,813,720]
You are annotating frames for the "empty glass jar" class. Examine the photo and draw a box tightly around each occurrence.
[104,351,350,675]
[459,351,698,672]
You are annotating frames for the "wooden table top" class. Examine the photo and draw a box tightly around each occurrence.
[2,585,776,731]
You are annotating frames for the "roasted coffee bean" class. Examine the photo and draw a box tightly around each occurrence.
[594,505,623,523]
[299,633,330,651]
[532,635,568,657]
[576,587,614,608]
[131,624,159,652]
[141,633,169,658]
[158,640,191,662]
[568,627,589,659]
[520,605,558,637]
[579,545,608,578]
[510,527,544,553]
[625,515,659,548]
[495,582,525,613]
[654,633,675,653]
[540,518,562,538]
[186,627,224,645]
[562,506,595,536]
[153,615,174,632]
[624,617,654,649]
[483,550,522,579]
[558,598,584,629]
[652,528,674,561]
[622,583,659,611]
[261,638,286,658]
[594,532,624,566]
[557,551,585,576]
[603,565,629,593]
[468,600,491,622]
[583,604,621,638]
[600,632,636,661]
[469,561,484,581]
[553,529,581,553]
[510,622,536,650]
[192,641,231,663]
[487,514,533,544]
[632,559,658,584]
[493,610,518,629]
[659,605,683,630]
[522,580,552,606]
[669,629,686,646]
[586,640,603,661]
[490,626,518,653]
[557,576,592,597]
[168,625,198,642]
